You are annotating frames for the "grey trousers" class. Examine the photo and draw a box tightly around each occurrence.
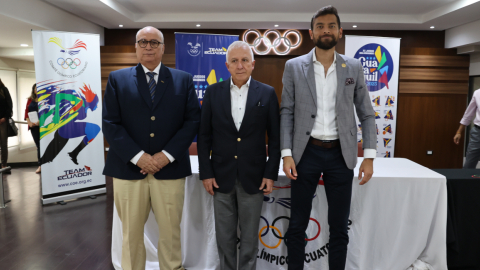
[213,180,264,270]
[464,125,480,168]
[0,121,8,167]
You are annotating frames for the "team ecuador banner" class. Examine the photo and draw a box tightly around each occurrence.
[345,36,401,158]
[175,32,239,105]
[32,31,105,204]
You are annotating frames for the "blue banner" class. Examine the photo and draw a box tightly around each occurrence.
[175,33,238,105]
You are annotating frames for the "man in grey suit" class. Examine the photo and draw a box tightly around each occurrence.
[280,6,377,270]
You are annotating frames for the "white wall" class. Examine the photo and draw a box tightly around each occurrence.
[0,58,38,164]
[445,19,480,49]
[0,57,35,70]
[470,53,480,76]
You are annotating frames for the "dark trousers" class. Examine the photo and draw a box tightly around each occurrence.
[0,121,8,167]
[30,127,40,165]
[287,143,353,270]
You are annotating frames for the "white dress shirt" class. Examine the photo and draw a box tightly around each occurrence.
[130,62,175,165]
[230,77,251,131]
[281,53,376,159]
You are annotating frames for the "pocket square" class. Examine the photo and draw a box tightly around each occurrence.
[345,78,355,85]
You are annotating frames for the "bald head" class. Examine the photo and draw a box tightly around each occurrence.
[135,26,165,71]
[136,26,164,43]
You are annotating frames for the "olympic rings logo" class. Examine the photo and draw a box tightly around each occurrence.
[258,216,320,249]
[57,58,82,69]
[243,29,302,55]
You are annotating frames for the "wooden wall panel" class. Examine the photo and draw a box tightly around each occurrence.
[395,93,466,168]
[400,55,470,68]
[400,68,469,82]
[399,82,468,94]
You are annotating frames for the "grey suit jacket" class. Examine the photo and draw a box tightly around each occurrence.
[280,49,377,169]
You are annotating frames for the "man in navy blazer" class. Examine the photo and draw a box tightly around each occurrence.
[103,26,200,270]
[197,41,281,270]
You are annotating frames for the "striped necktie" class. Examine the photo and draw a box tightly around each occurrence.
[146,72,157,102]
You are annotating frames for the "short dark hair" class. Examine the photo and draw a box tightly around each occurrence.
[311,5,341,30]
[0,78,4,88]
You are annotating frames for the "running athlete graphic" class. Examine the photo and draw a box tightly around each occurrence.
[37,81,100,165]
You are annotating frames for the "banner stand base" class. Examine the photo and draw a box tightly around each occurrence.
[41,187,106,205]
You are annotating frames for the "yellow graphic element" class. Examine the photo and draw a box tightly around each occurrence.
[259,226,282,249]
[40,112,78,138]
[38,94,50,102]
[222,47,227,51]
[375,46,382,62]
[342,63,346,68]
[207,69,217,85]
[48,37,65,49]
[37,89,46,94]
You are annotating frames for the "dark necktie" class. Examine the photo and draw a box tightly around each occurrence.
[146,72,157,102]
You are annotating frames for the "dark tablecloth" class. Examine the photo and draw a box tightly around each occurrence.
[433,169,480,269]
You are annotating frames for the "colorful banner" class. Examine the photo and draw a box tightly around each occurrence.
[32,31,105,203]
[345,36,401,158]
[175,33,239,104]
[257,178,330,269]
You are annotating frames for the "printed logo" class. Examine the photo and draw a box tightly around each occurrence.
[48,37,88,78]
[384,110,394,121]
[355,44,394,92]
[187,42,202,56]
[57,166,92,180]
[376,124,379,135]
[384,151,391,158]
[385,96,395,107]
[372,96,381,107]
[383,124,392,135]
[383,138,392,147]
[204,47,227,55]
[375,111,381,119]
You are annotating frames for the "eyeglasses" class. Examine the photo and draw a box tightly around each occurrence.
[137,39,163,48]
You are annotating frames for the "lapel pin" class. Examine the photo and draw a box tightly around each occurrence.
[342,63,346,68]
[161,80,164,83]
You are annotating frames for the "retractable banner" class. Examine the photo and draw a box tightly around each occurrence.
[175,33,239,105]
[32,31,105,204]
[345,36,401,158]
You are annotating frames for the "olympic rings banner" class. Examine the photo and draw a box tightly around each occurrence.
[32,31,106,204]
[257,177,332,269]
[243,29,302,56]
[345,35,401,158]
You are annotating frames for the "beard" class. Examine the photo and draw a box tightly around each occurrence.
[314,34,338,50]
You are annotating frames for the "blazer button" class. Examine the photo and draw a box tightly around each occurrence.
[235,156,237,159]
[311,115,315,118]
[150,133,155,137]
[237,138,241,142]
[306,131,310,135]
[151,116,156,121]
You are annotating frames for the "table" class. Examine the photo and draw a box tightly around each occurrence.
[433,169,480,269]
[112,157,447,270]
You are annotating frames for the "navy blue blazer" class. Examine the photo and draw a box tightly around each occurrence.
[197,78,281,194]
[103,63,200,180]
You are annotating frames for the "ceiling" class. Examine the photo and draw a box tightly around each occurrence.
[43,0,480,30]
[0,0,480,62]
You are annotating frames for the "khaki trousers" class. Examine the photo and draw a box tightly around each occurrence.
[114,175,186,270]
